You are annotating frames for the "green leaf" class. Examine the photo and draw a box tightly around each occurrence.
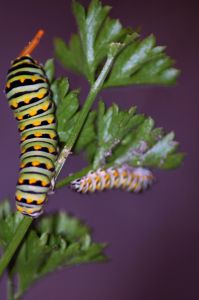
[105,34,179,87]
[54,35,89,77]
[44,59,55,83]
[0,201,106,298]
[51,76,70,107]
[50,76,97,152]
[55,0,178,87]
[14,230,49,294]
[0,200,11,219]
[108,116,184,169]
[37,212,89,240]
[56,89,80,143]
[73,100,183,171]
[93,101,143,169]
[55,0,129,83]
[0,202,23,249]
[50,76,80,143]
[110,117,157,165]
[75,110,97,153]
[72,0,111,82]
[137,132,184,169]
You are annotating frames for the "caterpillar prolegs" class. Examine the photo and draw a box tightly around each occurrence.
[5,31,58,217]
[71,166,154,193]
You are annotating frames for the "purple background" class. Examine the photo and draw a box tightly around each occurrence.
[0,0,199,299]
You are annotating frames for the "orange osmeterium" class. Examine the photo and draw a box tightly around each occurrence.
[20,29,44,57]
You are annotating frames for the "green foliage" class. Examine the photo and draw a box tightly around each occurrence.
[93,101,144,169]
[55,0,179,87]
[48,55,183,170]
[72,101,184,170]
[44,58,55,83]
[0,201,106,299]
[105,35,179,87]
[51,77,80,142]
[55,0,127,83]
[109,118,184,170]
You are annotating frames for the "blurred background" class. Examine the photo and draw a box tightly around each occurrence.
[0,0,198,299]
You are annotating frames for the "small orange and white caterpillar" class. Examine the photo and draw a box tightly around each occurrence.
[71,166,154,193]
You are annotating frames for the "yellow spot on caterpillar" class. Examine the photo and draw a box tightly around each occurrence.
[48,119,53,124]
[21,136,26,141]
[95,176,100,183]
[17,115,23,120]
[41,181,48,187]
[34,145,41,150]
[24,97,30,104]
[42,104,49,111]
[6,82,10,88]
[33,120,41,126]
[105,174,110,180]
[26,198,33,204]
[34,132,42,137]
[96,185,101,190]
[12,102,18,108]
[32,161,40,166]
[114,171,119,177]
[37,91,45,99]
[49,148,54,153]
[87,178,92,184]
[19,179,24,184]
[26,208,33,215]
[20,77,26,83]
[29,110,37,116]
[20,163,25,168]
[29,179,37,184]
[16,195,22,201]
[37,199,44,205]
[32,76,38,82]
[47,164,52,170]
[20,125,25,131]
[16,206,24,213]
[21,148,26,154]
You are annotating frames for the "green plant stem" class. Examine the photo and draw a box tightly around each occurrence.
[54,50,119,181]
[0,216,32,279]
[56,165,92,189]
[0,46,120,280]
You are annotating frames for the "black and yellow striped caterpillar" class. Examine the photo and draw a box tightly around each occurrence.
[5,31,58,218]
[71,166,154,193]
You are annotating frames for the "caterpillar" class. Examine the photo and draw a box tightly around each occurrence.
[71,165,154,193]
[5,30,58,218]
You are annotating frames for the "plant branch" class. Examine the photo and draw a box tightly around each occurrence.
[55,165,92,189]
